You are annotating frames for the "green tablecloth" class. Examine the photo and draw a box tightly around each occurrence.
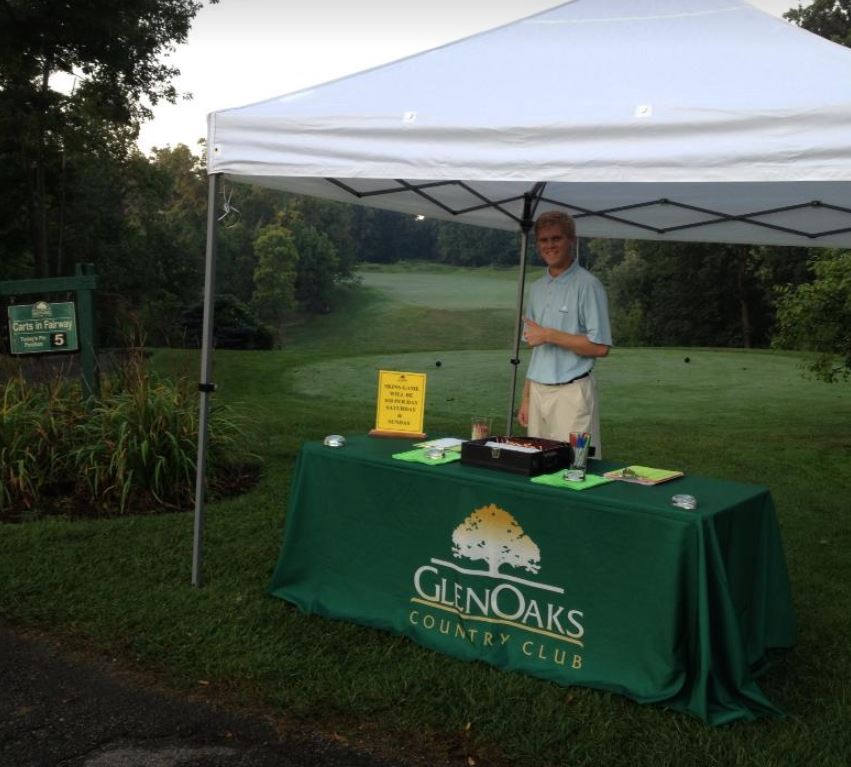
[269,436,796,725]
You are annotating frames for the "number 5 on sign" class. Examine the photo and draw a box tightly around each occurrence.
[369,370,427,439]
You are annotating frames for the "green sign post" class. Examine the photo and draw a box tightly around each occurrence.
[0,263,98,398]
[8,301,79,354]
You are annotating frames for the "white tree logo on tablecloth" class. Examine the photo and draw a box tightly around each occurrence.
[451,503,541,576]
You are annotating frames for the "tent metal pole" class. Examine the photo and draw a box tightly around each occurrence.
[192,172,221,588]
[506,186,544,436]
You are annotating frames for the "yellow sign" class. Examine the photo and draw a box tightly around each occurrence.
[371,369,427,438]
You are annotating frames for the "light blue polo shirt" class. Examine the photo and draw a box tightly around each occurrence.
[526,259,613,384]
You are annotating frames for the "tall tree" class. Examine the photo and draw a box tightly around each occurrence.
[773,250,851,382]
[785,0,851,46]
[251,225,299,327]
[121,144,207,343]
[0,0,215,277]
[293,224,339,314]
[286,195,358,280]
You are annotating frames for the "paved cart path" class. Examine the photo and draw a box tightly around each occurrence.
[0,622,413,767]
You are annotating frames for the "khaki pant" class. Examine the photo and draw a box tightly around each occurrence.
[527,375,602,458]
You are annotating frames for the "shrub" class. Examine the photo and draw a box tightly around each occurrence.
[180,294,275,350]
[772,250,851,382]
[0,356,257,519]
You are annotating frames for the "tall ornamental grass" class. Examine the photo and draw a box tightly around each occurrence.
[0,376,84,512]
[0,358,254,518]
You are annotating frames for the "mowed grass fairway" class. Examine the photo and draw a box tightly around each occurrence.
[2,264,850,767]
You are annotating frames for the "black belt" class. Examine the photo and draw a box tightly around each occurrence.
[543,371,590,386]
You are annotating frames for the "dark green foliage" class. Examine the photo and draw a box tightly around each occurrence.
[67,144,209,348]
[587,238,812,349]
[785,0,851,47]
[0,353,253,518]
[351,207,439,263]
[286,194,358,279]
[212,186,361,321]
[180,294,274,350]
[293,224,338,313]
[347,207,518,268]
[250,224,299,324]
[0,0,217,277]
[591,240,748,346]
[773,250,851,381]
[437,221,519,266]
[217,222,258,305]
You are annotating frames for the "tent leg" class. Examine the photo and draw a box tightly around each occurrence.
[192,173,221,588]
[506,225,531,437]
[506,188,544,436]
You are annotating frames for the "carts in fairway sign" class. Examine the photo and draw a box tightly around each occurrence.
[8,301,79,355]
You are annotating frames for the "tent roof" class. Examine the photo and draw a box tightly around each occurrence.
[207,0,851,247]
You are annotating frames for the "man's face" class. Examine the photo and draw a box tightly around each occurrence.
[536,223,574,274]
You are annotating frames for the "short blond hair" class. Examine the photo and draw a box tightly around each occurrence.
[534,210,576,241]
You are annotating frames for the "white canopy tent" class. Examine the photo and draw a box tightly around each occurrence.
[192,0,851,584]
[208,0,851,246]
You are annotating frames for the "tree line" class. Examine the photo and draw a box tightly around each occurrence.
[0,0,848,379]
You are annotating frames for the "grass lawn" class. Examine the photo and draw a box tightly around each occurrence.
[1,264,850,766]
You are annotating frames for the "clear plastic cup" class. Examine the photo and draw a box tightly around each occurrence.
[470,416,492,441]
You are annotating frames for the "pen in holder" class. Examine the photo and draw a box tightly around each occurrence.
[565,431,591,481]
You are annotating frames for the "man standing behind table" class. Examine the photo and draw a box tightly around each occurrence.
[516,210,612,456]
